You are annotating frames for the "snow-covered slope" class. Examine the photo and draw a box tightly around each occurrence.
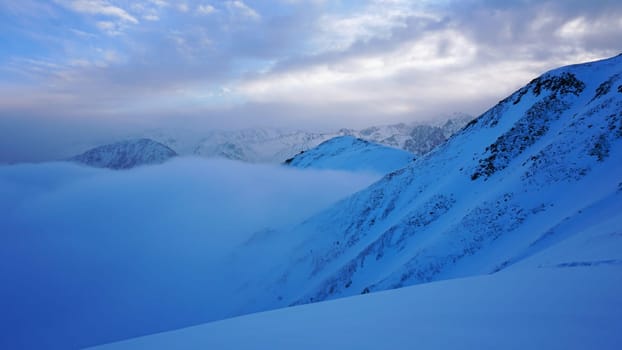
[284,136,415,173]
[91,175,622,349]
[231,53,622,313]
[70,138,177,169]
[91,268,622,350]
[91,200,622,349]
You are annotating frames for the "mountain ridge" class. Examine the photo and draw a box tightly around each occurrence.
[229,53,622,313]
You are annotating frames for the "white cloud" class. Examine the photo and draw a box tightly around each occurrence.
[95,20,115,30]
[95,20,123,35]
[556,17,587,39]
[555,15,622,41]
[197,4,215,15]
[312,0,431,52]
[149,0,167,7]
[99,48,122,63]
[238,29,478,107]
[130,1,162,22]
[61,0,139,24]
[3,0,622,137]
[226,0,260,20]
[177,2,189,12]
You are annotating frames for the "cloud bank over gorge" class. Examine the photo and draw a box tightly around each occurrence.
[0,1,621,147]
[0,157,379,348]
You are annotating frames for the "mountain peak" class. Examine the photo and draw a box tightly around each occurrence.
[284,135,415,173]
[70,138,178,170]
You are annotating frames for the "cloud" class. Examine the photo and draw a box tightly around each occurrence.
[60,0,139,23]
[177,2,189,12]
[0,158,379,348]
[95,20,124,35]
[197,3,215,15]
[131,1,163,21]
[1,0,622,163]
[311,0,428,52]
[229,0,622,122]
[149,0,167,6]
[237,27,478,106]
[226,0,260,20]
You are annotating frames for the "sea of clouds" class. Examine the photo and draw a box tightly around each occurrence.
[0,157,379,349]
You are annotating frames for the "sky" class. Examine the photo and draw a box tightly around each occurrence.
[0,0,621,161]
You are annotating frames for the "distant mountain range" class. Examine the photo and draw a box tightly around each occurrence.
[68,113,471,170]
[70,114,473,168]
[142,113,473,163]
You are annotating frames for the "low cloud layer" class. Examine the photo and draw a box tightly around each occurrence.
[1,0,621,162]
[0,158,379,348]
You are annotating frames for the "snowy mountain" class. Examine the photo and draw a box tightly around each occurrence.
[435,112,475,138]
[91,214,622,349]
[284,136,415,173]
[347,113,473,155]
[191,129,333,163]
[6,54,622,350]
[142,115,472,164]
[229,54,622,313]
[70,138,177,169]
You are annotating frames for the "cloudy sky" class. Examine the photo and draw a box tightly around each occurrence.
[0,0,621,161]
